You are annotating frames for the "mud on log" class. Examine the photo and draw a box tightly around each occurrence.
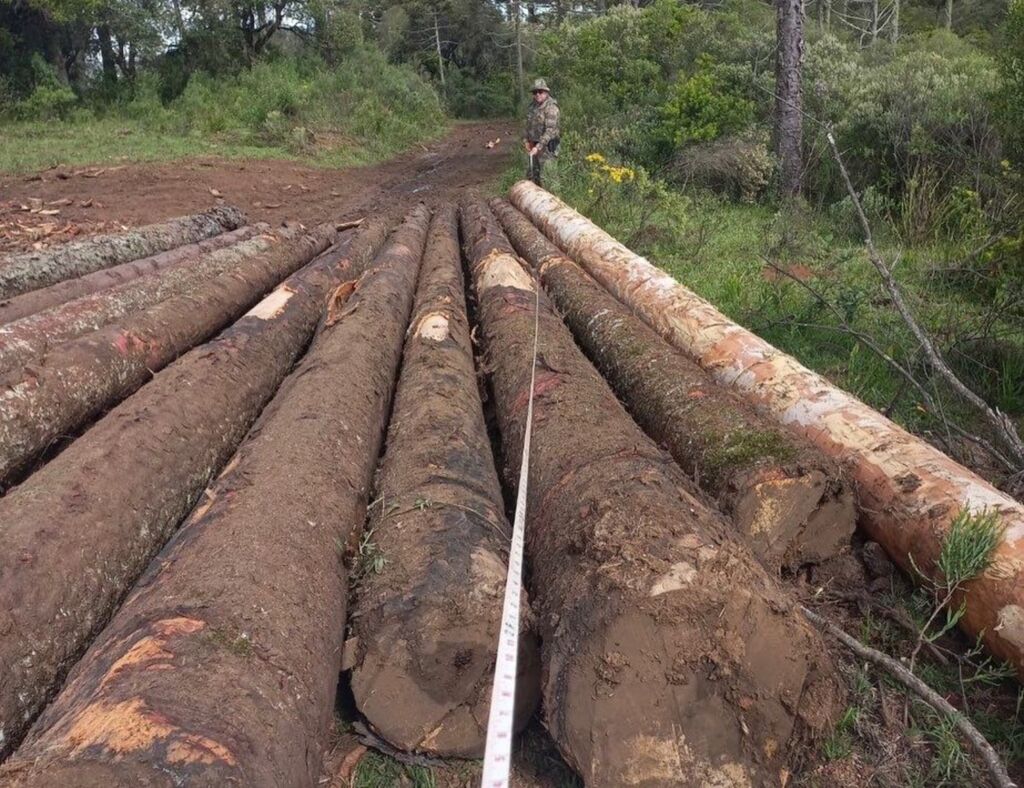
[509,179,1024,678]
[491,198,855,571]
[0,207,429,786]
[0,217,393,761]
[0,224,336,487]
[0,225,263,325]
[0,225,278,375]
[462,198,841,786]
[0,205,245,299]
[350,204,540,757]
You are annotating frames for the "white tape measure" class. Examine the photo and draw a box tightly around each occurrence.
[480,283,540,788]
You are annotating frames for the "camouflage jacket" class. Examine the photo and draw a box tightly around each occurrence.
[525,97,560,150]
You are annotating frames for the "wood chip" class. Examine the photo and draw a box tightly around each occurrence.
[209,188,223,198]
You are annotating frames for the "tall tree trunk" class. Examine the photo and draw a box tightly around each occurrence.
[945,0,953,28]
[891,0,900,41]
[513,0,524,99]
[774,0,804,198]
[825,0,831,28]
[434,13,446,93]
[871,0,879,41]
[96,24,118,85]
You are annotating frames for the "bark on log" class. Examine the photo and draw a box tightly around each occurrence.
[0,227,279,375]
[0,205,245,299]
[509,179,1024,677]
[0,225,336,488]
[0,206,429,786]
[0,225,262,325]
[349,204,540,757]
[491,198,855,570]
[462,198,841,787]
[0,216,394,762]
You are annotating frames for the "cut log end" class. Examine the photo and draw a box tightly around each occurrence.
[731,470,857,570]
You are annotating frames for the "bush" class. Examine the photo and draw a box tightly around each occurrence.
[671,128,772,203]
[11,55,77,120]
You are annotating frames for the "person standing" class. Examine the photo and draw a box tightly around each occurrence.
[524,78,560,190]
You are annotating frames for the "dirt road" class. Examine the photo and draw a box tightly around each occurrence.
[0,121,515,249]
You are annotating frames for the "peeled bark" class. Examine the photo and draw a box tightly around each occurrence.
[510,179,1024,677]
[350,204,540,757]
[0,225,335,487]
[462,198,840,787]
[0,225,263,325]
[491,198,855,571]
[0,217,394,762]
[0,228,281,375]
[0,206,245,299]
[0,206,429,786]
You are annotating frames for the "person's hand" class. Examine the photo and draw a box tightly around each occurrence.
[530,144,541,156]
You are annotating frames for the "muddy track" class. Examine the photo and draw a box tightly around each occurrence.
[0,122,516,242]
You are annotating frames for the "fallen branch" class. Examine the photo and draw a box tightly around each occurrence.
[801,605,1016,788]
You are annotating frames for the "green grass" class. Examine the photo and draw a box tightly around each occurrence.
[0,51,448,174]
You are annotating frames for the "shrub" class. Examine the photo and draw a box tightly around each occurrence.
[11,55,77,120]
[671,128,772,203]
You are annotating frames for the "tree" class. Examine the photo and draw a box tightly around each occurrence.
[774,0,804,197]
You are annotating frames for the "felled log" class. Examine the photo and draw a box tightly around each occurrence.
[0,225,263,325]
[0,227,279,374]
[0,206,429,785]
[0,205,245,298]
[0,225,336,487]
[510,178,1024,677]
[491,198,855,570]
[0,215,394,761]
[350,204,540,757]
[462,198,840,787]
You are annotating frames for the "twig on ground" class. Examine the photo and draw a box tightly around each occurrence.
[351,721,450,769]
[801,605,1016,788]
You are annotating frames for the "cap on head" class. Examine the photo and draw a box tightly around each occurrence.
[531,78,550,94]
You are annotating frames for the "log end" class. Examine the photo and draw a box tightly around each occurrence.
[731,470,857,571]
[351,619,540,757]
[549,580,843,787]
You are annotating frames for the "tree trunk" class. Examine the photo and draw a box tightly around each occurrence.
[462,198,841,786]
[891,0,900,41]
[0,205,245,299]
[513,0,525,99]
[0,225,262,325]
[945,0,953,28]
[0,226,336,486]
[0,217,394,761]
[509,179,1024,679]
[96,24,118,85]
[871,0,879,41]
[434,13,446,92]
[350,204,540,756]
[774,0,805,197]
[0,226,273,375]
[492,198,856,571]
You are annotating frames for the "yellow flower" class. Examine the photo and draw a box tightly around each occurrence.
[586,152,606,164]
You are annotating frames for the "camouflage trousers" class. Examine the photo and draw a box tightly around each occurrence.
[526,152,559,193]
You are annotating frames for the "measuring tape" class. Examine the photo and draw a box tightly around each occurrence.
[480,282,540,788]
